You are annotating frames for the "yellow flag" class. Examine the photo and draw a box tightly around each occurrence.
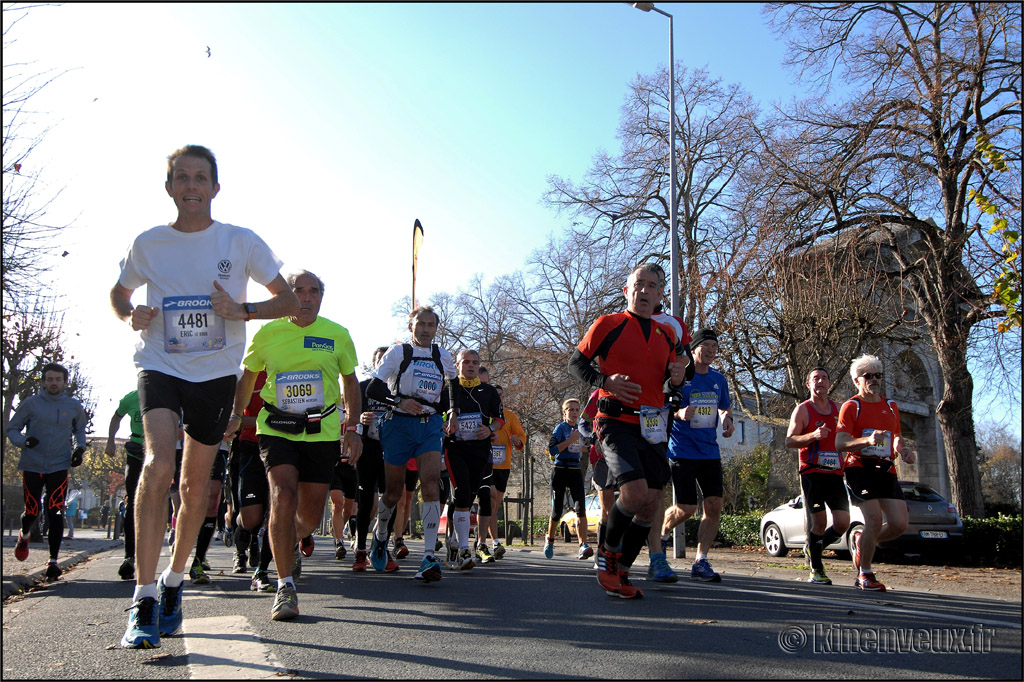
[412,219,423,308]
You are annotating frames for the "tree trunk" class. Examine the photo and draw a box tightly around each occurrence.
[933,340,985,517]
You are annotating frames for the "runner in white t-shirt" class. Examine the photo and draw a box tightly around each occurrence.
[111,145,298,649]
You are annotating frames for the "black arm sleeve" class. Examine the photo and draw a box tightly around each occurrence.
[568,348,604,388]
[366,378,400,406]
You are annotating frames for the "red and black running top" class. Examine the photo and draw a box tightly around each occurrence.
[572,311,677,425]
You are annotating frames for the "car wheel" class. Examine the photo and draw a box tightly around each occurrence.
[845,524,861,555]
[762,523,788,557]
[561,523,571,544]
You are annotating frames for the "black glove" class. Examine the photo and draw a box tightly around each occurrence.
[71,446,85,467]
[25,436,39,449]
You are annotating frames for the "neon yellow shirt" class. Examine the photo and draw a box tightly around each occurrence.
[242,316,358,442]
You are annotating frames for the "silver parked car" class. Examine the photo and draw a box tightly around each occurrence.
[760,480,963,558]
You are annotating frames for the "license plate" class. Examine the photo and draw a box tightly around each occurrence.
[920,530,948,539]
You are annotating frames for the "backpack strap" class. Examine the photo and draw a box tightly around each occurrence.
[394,343,444,413]
[397,343,414,377]
[431,343,444,378]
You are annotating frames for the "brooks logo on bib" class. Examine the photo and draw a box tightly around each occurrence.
[815,450,841,470]
[690,393,718,429]
[162,295,226,353]
[456,412,483,441]
[276,371,324,414]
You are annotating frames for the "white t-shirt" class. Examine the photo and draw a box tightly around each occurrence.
[371,342,456,415]
[118,221,283,382]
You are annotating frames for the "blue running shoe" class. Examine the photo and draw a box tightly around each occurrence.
[648,552,678,583]
[543,537,554,559]
[370,535,389,572]
[414,555,443,583]
[690,557,721,583]
[158,577,184,636]
[121,597,160,649]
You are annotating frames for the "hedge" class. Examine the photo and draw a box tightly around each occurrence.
[961,514,1022,567]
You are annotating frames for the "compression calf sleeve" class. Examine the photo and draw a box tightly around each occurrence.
[807,531,824,570]
[422,500,440,557]
[603,500,634,552]
[454,512,471,550]
[820,526,841,549]
[195,516,216,561]
[374,501,396,542]
[259,528,273,572]
[620,518,652,569]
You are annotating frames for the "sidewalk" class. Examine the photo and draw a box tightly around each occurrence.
[2,527,123,599]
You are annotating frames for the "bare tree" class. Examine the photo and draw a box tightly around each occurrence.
[2,299,95,485]
[714,224,921,426]
[3,3,75,317]
[761,2,1021,516]
[544,65,761,328]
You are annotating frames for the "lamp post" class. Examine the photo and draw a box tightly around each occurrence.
[630,2,678,318]
[631,4,685,562]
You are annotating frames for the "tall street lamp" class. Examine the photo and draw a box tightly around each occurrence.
[630,2,679,318]
[632,4,686,564]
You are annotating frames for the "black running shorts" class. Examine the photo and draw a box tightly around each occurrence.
[138,370,235,446]
[669,458,723,505]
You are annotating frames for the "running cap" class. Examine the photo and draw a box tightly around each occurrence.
[689,328,718,351]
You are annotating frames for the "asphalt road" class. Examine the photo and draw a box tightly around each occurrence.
[2,535,1021,679]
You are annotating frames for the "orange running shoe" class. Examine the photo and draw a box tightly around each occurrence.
[856,572,886,592]
[300,534,314,557]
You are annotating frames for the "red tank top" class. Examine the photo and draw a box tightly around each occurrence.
[797,399,843,475]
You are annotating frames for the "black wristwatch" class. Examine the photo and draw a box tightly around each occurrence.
[243,302,257,321]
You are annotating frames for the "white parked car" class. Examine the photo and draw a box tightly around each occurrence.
[759,481,963,558]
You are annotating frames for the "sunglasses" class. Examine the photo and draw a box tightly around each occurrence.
[860,372,884,381]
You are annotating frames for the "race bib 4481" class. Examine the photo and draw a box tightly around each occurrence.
[162,295,226,353]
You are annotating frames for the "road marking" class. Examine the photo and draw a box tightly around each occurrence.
[182,616,289,679]
[721,585,1022,630]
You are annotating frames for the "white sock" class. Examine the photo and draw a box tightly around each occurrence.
[695,553,707,563]
[422,500,440,558]
[277,577,295,590]
[133,582,159,602]
[454,512,470,550]
[161,566,185,588]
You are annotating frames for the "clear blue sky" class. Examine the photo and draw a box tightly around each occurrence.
[6,2,1019,439]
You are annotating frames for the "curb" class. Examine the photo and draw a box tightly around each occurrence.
[3,541,123,600]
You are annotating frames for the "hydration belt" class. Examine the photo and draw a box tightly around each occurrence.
[263,403,337,435]
[597,397,641,417]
